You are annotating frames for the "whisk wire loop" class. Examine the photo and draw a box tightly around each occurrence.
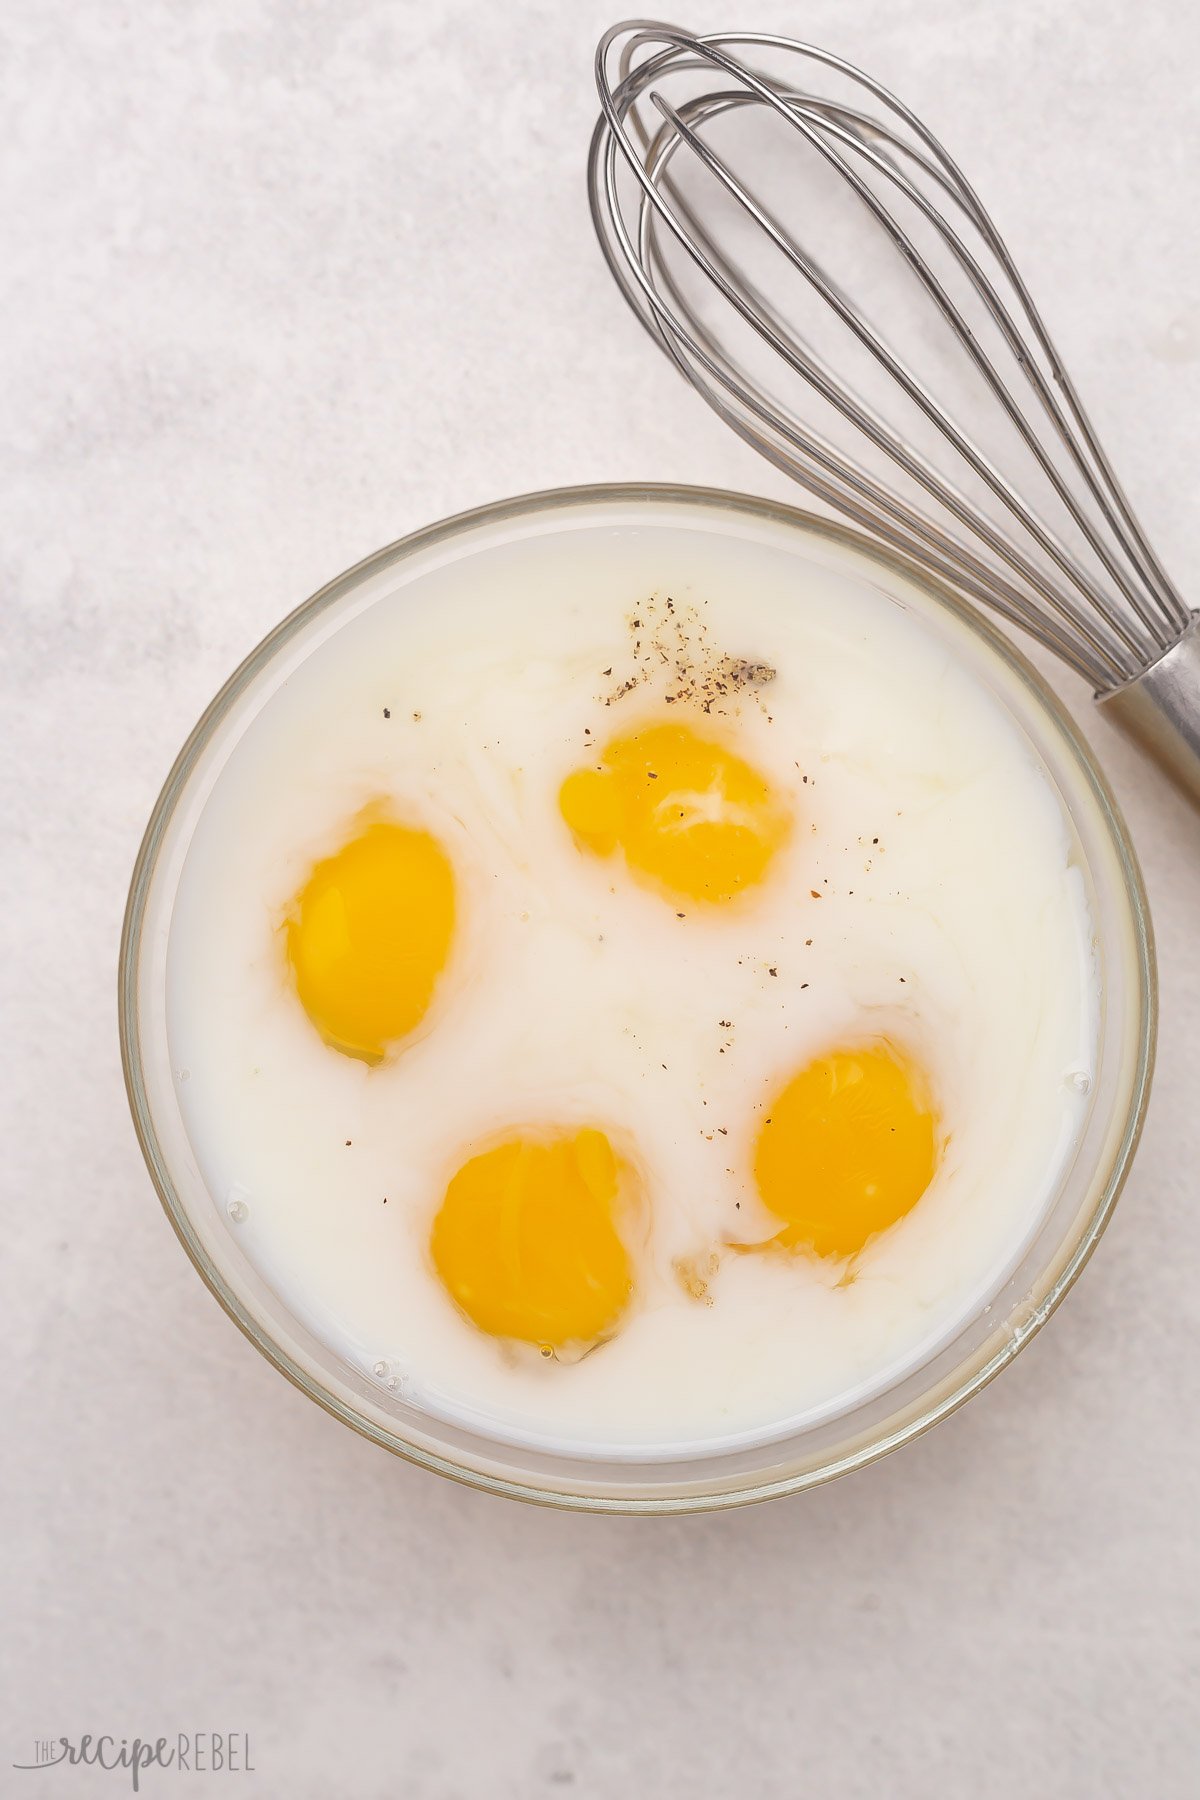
[591,21,1194,705]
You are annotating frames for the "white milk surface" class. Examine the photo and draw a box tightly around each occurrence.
[166,514,1098,1456]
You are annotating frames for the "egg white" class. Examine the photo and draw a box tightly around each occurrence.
[166,518,1098,1454]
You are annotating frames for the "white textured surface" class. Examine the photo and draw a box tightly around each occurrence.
[2,1,1198,1795]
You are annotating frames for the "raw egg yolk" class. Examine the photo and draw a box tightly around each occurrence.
[430,1128,635,1350]
[754,1045,938,1257]
[559,720,789,904]
[285,821,455,1063]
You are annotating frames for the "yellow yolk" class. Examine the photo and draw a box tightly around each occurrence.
[430,1128,635,1351]
[559,719,789,904]
[285,820,455,1063]
[754,1044,938,1258]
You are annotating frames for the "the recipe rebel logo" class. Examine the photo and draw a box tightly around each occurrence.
[12,1734,254,1790]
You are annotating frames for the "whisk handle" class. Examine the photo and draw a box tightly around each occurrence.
[1098,616,1200,812]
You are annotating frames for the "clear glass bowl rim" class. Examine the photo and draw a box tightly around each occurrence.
[119,481,1157,1513]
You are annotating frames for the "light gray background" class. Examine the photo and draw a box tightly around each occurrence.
[3,1,1198,1795]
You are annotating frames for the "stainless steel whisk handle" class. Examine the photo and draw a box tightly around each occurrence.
[1099,616,1200,810]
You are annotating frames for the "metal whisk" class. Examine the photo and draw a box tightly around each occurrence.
[589,20,1200,807]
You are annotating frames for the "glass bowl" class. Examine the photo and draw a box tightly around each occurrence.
[119,484,1155,1512]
